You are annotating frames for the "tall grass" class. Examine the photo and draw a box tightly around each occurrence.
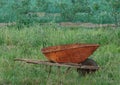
[0,24,120,85]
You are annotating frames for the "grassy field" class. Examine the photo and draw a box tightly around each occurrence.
[0,24,120,85]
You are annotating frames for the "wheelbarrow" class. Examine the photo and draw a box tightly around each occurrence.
[15,43,99,75]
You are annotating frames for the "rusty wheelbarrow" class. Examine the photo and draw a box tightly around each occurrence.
[15,43,99,75]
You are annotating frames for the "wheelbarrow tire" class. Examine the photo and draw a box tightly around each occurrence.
[77,58,98,76]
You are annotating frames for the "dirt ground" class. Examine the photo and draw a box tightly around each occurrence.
[59,22,117,28]
[0,22,117,28]
[0,22,16,27]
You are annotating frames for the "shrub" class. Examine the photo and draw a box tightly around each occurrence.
[12,0,36,28]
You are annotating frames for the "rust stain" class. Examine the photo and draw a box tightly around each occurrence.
[41,44,99,63]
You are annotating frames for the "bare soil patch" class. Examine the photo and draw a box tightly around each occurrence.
[59,22,116,28]
[0,22,117,28]
[0,22,16,27]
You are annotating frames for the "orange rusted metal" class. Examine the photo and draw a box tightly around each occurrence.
[41,44,99,63]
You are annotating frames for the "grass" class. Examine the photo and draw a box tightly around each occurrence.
[0,24,120,85]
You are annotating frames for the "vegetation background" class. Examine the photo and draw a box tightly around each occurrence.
[0,0,120,26]
[0,0,120,85]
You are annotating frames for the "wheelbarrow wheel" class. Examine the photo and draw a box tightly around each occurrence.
[77,58,98,76]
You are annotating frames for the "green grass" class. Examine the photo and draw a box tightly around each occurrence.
[0,24,120,85]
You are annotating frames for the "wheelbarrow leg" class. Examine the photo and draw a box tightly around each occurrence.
[62,67,71,79]
[65,67,71,75]
[47,66,52,79]
[56,66,63,85]
[58,67,71,85]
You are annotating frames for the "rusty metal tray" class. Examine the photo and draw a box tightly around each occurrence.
[41,43,99,63]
